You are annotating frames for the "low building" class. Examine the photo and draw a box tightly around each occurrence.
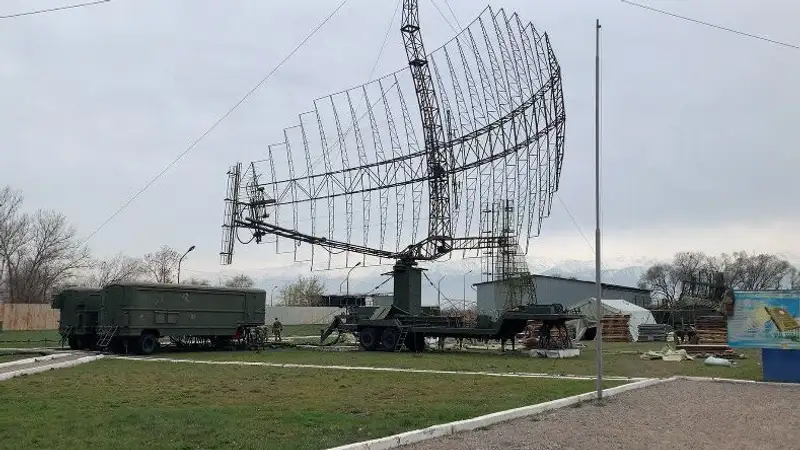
[475,274,652,316]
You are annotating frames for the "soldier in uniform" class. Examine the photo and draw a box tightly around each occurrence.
[272,317,283,342]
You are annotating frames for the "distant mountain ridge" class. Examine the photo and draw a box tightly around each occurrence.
[238,257,654,306]
[199,252,799,303]
[541,264,648,288]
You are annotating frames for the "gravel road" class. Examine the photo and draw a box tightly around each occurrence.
[405,379,800,450]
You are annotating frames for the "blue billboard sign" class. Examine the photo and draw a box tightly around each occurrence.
[727,290,800,349]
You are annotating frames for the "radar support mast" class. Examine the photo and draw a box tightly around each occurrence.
[400,0,453,260]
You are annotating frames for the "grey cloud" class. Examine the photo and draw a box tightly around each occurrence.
[0,0,797,270]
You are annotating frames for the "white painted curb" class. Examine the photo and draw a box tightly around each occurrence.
[676,375,800,387]
[325,377,675,450]
[110,356,648,382]
[0,352,74,370]
[0,354,105,382]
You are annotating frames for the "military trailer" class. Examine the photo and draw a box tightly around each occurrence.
[52,287,103,350]
[97,282,267,354]
[321,303,581,352]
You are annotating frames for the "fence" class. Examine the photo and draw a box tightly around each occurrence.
[264,306,345,325]
[0,304,59,331]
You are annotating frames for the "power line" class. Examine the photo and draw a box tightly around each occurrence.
[287,0,402,181]
[621,0,798,49]
[443,0,462,30]
[81,0,350,244]
[555,194,594,254]
[429,0,456,33]
[0,0,110,19]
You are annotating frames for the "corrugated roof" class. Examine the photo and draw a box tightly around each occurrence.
[473,273,650,293]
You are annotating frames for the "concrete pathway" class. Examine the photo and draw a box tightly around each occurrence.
[403,379,800,450]
[0,352,101,381]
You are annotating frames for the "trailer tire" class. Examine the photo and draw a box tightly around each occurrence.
[68,335,80,350]
[359,328,379,351]
[380,328,401,352]
[137,333,158,355]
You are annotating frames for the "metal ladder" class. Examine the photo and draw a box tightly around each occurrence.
[59,325,74,348]
[96,326,118,350]
[394,326,409,352]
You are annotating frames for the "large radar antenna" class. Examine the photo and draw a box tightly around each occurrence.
[220,2,565,312]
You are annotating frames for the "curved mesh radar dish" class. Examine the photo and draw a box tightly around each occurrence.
[220,3,565,283]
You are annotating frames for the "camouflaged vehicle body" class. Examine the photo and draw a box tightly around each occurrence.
[52,287,103,338]
[101,282,266,339]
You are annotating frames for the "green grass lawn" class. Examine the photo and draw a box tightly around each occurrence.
[0,359,620,450]
[166,341,763,381]
[282,324,326,337]
[0,330,63,348]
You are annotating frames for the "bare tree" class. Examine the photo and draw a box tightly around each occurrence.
[224,274,255,289]
[280,276,325,306]
[717,251,794,290]
[2,208,90,303]
[81,253,147,287]
[0,186,28,301]
[637,263,682,307]
[641,251,797,308]
[142,245,181,283]
[791,267,800,290]
[638,252,711,307]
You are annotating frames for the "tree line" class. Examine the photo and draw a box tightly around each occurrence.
[0,185,325,305]
[638,251,799,307]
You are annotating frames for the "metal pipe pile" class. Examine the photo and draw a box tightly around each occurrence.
[637,323,672,342]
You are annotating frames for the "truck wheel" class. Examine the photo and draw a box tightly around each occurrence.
[359,328,379,351]
[380,328,401,352]
[138,333,158,355]
[68,336,80,350]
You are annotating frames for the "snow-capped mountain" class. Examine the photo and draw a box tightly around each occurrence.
[238,257,656,306]
[541,264,649,288]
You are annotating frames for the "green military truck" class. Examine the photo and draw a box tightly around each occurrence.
[98,282,267,354]
[52,283,267,354]
[52,287,103,350]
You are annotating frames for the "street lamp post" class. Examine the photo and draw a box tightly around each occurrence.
[463,269,473,311]
[176,245,195,284]
[270,285,278,307]
[437,275,446,310]
[345,261,362,298]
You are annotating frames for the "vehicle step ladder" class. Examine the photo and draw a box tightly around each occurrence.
[394,326,409,352]
[59,325,74,347]
[96,326,118,350]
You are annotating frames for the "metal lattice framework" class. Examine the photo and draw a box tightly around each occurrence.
[221,3,565,276]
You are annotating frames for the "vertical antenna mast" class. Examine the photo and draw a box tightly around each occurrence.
[400,0,453,258]
[594,19,604,401]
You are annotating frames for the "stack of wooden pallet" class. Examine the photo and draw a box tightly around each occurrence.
[601,314,631,342]
[637,323,671,342]
[695,315,728,344]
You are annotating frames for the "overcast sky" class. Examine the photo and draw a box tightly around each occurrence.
[1,0,798,283]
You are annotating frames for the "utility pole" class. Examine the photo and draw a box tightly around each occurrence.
[594,19,605,401]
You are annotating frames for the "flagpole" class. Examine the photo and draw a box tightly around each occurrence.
[594,18,604,401]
